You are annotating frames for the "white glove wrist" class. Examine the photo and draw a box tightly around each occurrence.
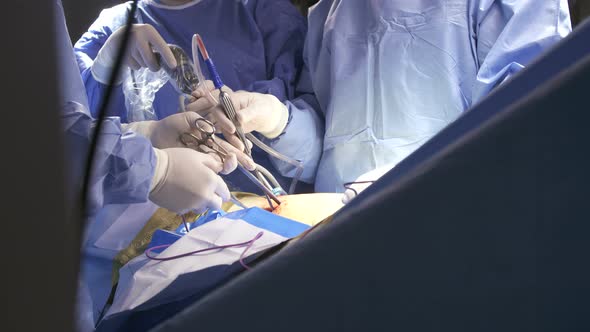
[342,163,397,204]
[91,41,125,85]
[148,148,230,214]
[150,148,169,193]
[258,101,289,139]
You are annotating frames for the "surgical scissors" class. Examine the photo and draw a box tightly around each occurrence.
[179,117,282,207]
[180,117,230,161]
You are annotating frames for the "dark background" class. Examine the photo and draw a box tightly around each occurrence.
[0,0,585,331]
[63,0,588,44]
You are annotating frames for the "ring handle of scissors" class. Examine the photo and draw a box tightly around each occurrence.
[194,117,216,136]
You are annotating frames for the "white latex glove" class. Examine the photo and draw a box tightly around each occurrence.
[91,24,177,84]
[121,112,256,171]
[184,83,253,152]
[342,164,396,204]
[186,86,289,140]
[149,148,231,214]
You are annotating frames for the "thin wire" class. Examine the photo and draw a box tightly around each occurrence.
[230,194,248,209]
[343,180,376,197]
[145,232,264,271]
[181,214,190,233]
[238,233,261,270]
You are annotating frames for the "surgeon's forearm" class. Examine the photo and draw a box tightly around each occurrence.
[62,102,155,214]
[80,66,129,121]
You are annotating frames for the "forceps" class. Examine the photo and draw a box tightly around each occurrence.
[158,44,282,208]
[194,35,283,208]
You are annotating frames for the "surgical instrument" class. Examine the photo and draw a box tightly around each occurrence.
[179,117,231,162]
[193,34,284,205]
[230,194,248,210]
[179,118,281,206]
[195,34,250,155]
[156,44,200,96]
[191,34,303,195]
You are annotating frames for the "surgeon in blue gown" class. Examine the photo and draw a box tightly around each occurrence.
[53,1,251,329]
[74,0,307,192]
[73,1,303,324]
[191,0,572,199]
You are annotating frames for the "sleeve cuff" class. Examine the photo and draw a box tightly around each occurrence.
[259,103,289,139]
[91,60,125,85]
[150,148,169,193]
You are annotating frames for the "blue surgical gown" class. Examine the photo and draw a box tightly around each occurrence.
[269,0,572,192]
[55,1,155,329]
[57,3,154,215]
[74,0,307,192]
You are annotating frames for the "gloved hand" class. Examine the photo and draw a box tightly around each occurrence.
[342,164,395,204]
[121,112,256,171]
[91,23,177,84]
[149,147,231,214]
[185,82,249,152]
[186,84,289,140]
